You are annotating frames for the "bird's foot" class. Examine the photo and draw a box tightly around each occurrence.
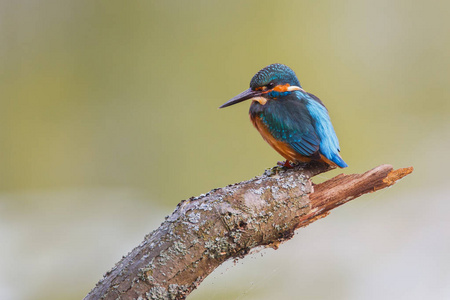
[277,160,294,168]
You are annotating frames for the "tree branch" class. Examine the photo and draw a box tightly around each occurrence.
[85,163,413,300]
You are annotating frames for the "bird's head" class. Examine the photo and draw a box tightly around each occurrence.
[219,64,304,108]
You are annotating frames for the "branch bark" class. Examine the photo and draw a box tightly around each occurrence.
[85,163,413,300]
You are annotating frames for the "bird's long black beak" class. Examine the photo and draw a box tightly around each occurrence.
[219,88,262,108]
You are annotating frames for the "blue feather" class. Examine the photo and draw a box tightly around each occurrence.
[303,92,348,168]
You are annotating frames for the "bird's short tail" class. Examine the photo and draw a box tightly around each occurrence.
[320,153,348,168]
[330,153,348,168]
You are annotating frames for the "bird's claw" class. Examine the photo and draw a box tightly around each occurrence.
[277,160,293,168]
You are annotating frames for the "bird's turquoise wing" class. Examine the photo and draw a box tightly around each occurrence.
[305,93,348,168]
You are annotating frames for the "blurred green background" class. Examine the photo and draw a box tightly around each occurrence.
[1,0,449,299]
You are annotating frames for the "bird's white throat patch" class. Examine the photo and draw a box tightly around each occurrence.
[251,96,267,105]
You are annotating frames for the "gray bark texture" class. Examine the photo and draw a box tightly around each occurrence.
[85,163,413,300]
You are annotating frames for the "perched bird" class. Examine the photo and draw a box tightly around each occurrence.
[219,63,348,168]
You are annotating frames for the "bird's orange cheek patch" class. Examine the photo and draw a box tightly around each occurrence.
[273,83,290,92]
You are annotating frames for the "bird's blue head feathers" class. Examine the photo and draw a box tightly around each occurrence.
[250,63,301,90]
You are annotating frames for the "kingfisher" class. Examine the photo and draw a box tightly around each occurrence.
[219,63,348,168]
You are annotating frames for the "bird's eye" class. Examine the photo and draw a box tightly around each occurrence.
[267,82,275,89]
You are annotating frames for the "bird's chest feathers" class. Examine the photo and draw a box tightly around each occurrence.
[249,102,307,161]
[250,114,299,161]
[249,103,285,143]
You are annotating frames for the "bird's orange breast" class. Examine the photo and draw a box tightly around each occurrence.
[250,115,311,163]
